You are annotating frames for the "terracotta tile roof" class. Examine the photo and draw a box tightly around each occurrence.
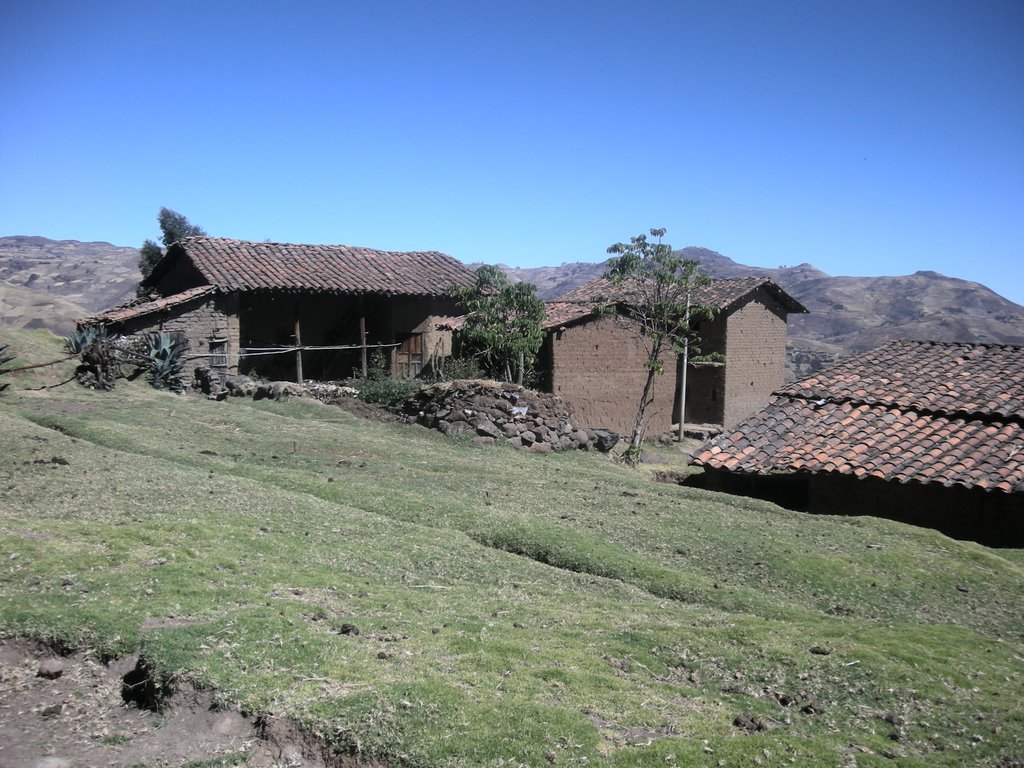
[146,237,477,297]
[780,339,1024,420]
[85,285,217,325]
[555,275,805,312]
[543,301,595,329]
[692,340,1024,494]
[544,276,805,330]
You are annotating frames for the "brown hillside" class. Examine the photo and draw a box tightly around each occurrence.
[0,236,139,313]
[0,282,90,336]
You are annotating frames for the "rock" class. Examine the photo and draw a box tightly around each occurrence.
[591,429,620,452]
[474,418,500,438]
[520,430,537,446]
[270,381,304,399]
[224,375,257,397]
[733,713,767,732]
[506,436,523,448]
[36,658,64,679]
[442,420,473,438]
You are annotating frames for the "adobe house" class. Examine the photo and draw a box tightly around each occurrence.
[690,340,1024,547]
[87,237,476,383]
[536,276,807,437]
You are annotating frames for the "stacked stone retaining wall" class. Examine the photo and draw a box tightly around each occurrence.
[404,380,618,453]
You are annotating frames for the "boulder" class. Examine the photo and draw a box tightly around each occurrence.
[591,429,620,453]
[225,375,258,398]
[254,381,304,401]
[442,420,473,438]
[474,418,501,439]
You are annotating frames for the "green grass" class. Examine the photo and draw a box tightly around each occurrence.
[1,327,1022,766]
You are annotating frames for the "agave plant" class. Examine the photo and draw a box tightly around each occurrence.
[143,332,186,393]
[64,324,109,355]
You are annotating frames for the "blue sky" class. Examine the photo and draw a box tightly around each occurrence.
[2,1,1022,304]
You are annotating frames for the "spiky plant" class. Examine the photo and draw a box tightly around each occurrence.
[143,332,186,393]
[64,324,109,355]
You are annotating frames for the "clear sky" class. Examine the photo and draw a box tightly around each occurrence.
[2,1,1022,304]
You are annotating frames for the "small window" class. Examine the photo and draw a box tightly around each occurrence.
[210,338,228,373]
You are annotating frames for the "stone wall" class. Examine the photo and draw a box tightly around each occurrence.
[404,380,618,453]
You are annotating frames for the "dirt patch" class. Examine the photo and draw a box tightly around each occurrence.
[0,639,386,767]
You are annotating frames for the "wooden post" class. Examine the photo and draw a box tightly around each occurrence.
[294,302,303,384]
[359,297,368,377]
[676,290,691,443]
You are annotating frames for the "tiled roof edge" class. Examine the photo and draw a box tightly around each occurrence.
[782,391,1024,427]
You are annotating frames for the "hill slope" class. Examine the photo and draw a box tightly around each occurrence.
[0,281,90,336]
[0,235,139,316]
[1,326,1022,766]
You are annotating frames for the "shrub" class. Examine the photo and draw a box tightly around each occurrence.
[350,376,419,408]
[423,355,484,383]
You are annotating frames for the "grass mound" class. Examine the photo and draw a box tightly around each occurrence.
[1,327,1022,766]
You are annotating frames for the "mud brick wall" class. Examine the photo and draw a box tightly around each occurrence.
[117,295,240,382]
[722,292,789,428]
[548,314,676,437]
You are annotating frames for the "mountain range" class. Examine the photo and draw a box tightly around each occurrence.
[498,247,1024,376]
[2,236,1022,375]
[0,236,139,335]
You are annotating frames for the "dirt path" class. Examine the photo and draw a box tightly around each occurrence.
[0,639,368,768]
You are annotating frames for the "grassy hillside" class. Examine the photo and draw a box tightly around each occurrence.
[1,328,1022,766]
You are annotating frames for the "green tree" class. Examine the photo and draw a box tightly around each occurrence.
[138,207,207,279]
[449,265,546,385]
[604,228,719,462]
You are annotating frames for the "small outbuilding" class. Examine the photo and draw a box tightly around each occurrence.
[87,237,476,383]
[536,276,807,437]
[690,339,1024,546]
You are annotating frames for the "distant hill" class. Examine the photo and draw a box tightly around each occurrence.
[0,282,90,337]
[498,246,1024,377]
[0,236,139,315]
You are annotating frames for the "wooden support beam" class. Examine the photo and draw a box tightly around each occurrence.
[359,296,368,378]
[294,302,303,384]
